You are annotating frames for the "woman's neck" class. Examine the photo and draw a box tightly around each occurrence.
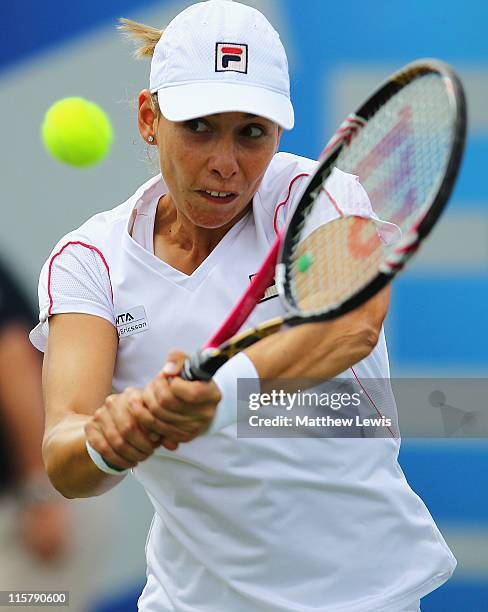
[153,194,251,274]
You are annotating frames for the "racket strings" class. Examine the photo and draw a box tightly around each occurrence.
[291,217,383,313]
[286,73,455,316]
[342,75,453,234]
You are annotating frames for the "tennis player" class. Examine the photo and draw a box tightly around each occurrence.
[31,1,455,610]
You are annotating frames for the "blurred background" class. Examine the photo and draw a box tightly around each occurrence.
[0,0,486,610]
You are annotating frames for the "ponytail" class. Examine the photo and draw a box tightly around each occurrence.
[117,18,164,58]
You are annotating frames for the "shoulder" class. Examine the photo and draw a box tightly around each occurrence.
[254,153,318,234]
[257,152,318,204]
[267,151,318,176]
[72,174,162,247]
[47,174,164,258]
[36,174,165,310]
[327,167,364,195]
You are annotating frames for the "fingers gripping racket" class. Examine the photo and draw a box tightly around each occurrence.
[182,59,467,382]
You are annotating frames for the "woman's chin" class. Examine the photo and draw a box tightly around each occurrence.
[188,203,249,229]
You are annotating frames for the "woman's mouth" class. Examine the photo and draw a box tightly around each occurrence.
[198,190,239,204]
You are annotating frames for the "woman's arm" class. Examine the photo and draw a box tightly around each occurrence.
[245,286,391,379]
[132,286,391,443]
[43,313,196,497]
[42,313,123,498]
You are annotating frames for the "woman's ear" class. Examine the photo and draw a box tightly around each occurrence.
[276,126,283,152]
[137,89,158,144]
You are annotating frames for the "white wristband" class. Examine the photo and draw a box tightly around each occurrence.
[207,352,260,434]
[85,441,128,476]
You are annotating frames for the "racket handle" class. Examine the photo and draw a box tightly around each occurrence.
[181,350,229,381]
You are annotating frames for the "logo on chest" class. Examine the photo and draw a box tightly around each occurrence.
[116,305,149,338]
[249,274,279,303]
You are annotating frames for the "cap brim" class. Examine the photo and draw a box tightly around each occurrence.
[156,82,294,130]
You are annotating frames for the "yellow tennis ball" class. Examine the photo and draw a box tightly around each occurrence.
[42,97,113,167]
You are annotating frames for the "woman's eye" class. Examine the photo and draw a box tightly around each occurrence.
[187,119,209,133]
[243,125,265,138]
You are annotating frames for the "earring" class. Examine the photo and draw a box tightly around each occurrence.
[148,135,155,143]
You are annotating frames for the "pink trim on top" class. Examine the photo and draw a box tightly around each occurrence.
[350,366,398,439]
[273,173,310,235]
[323,188,344,217]
[47,241,114,316]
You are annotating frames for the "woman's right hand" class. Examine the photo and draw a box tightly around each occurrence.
[84,386,192,470]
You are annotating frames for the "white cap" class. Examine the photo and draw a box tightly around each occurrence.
[149,0,294,130]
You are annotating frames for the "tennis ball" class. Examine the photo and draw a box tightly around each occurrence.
[41,97,113,167]
[298,252,314,273]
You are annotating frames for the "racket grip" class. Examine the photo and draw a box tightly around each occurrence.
[181,350,230,381]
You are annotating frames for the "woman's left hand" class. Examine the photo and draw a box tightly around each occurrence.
[135,351,222,446]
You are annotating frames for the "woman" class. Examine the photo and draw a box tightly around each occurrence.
[31,1,455,610]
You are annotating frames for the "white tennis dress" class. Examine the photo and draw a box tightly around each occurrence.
[31,153,455,612]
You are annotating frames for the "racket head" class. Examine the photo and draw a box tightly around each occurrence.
[278,59,467,323]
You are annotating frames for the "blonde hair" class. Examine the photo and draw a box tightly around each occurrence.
[117,18,163,58]
[118,18,164,116]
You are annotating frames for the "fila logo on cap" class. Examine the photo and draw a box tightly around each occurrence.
[215,42,248,74]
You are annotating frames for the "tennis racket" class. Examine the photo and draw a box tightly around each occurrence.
[182,59,467,382]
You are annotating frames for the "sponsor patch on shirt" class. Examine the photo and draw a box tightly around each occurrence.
[249,274,279,303]
[116,305,149,338]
